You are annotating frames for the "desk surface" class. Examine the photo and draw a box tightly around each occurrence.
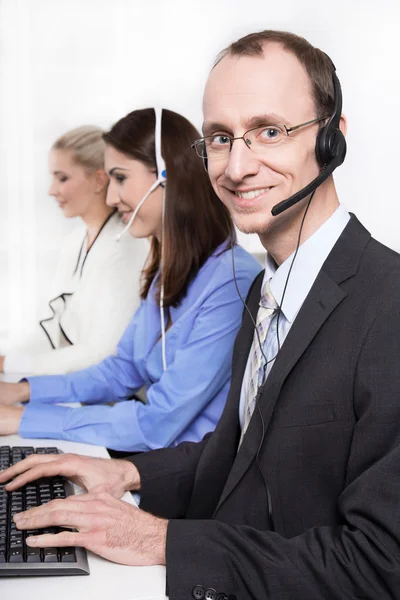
[1,435,167,600]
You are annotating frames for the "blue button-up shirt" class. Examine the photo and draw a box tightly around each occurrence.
[20,243,261,451]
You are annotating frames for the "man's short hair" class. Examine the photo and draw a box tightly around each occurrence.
[215,30,335,119]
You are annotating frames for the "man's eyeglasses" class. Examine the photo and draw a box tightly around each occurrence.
[191,116,327,160]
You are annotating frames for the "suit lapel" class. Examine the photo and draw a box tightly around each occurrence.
[258,272,346,419]
[215,214,371,513]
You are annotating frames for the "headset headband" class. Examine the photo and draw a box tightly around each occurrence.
[321,54,342,131]
[154,107,167,182]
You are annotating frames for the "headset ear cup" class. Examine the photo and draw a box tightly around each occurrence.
[316,126,347,167]
[316,125,330,166]
[332,129,347,166]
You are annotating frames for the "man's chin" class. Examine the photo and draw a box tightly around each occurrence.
[233,212,273,236]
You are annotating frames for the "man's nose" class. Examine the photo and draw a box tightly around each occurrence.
[224,138,260,183]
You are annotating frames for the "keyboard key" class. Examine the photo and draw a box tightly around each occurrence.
[60,548,76,562]
[53,491,66,499]
[43,548,58,562]
[9,548,24,562]
[26,547,42,563]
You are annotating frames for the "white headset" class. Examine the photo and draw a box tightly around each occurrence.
[116,107,168,371]
[116,107,167,240]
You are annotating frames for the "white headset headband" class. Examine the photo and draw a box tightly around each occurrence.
[154,107,167,183]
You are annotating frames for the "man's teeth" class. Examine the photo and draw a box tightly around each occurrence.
[235,188,271,200]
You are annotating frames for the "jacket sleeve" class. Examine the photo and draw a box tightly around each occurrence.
[19,272,252,451]
[3,242,147,375]
[165,280,400,600]
[128,435,212,518]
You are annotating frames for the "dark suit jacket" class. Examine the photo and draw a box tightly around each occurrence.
[132,215,400,599]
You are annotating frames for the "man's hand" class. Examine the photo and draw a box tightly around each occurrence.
[0,405,23,435]
[0,452,140,497]
[14,493,167,566]
[0,356,4,373]
[0,381,30,405]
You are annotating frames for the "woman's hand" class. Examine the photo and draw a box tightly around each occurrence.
[0,381,30,405]
[0,452,141,498]
[0,405,24,435]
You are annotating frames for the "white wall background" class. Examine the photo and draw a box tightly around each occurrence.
[0,0,399,343]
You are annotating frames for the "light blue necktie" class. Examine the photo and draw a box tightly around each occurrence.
[240,279,279,442]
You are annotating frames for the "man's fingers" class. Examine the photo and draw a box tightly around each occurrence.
[54,491,116,504]
[1,454,79,490]
[15,504,100,531]
[0,454,58,485]
[15,497,79,520]
[14,495,114,525]
[4,462,65,490]
[26,530,84,549]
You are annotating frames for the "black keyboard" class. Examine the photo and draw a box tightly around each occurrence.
[0,445,89,576]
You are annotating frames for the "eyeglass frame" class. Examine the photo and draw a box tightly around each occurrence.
[191,116,328,159]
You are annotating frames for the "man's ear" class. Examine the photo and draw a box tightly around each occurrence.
[339,114,347,137]
[94,169,109,193]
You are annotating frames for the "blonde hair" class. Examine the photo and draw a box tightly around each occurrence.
[52,125,105,171]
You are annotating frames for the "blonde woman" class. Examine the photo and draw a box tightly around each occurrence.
[0,126,148,375]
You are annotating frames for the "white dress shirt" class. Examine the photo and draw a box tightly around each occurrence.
[239,204,351,428]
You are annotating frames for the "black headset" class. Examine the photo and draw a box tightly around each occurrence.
[315,70,347,167]
[202,62,347,217]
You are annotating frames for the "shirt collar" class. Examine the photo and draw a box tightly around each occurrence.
[264,204,351,323]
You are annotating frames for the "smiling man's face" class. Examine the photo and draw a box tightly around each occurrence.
[203,42,322,240]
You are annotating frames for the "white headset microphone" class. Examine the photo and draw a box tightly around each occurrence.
[116,107,168,371]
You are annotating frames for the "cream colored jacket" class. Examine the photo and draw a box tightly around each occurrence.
[3,212,148,375]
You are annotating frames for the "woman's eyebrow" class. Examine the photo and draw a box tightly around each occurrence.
[108,167,130,175]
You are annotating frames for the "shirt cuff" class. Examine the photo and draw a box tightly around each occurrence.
[26,375,70,404]
[19,404,70,439]
[131,493,141,507]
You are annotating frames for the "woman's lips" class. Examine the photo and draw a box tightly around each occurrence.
[120,211,133,224]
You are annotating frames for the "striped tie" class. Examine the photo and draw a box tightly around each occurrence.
[240,279,278,442]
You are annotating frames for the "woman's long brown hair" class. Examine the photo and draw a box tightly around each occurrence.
[103,108,235,308]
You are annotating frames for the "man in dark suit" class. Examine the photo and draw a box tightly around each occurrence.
[2,30,400,599]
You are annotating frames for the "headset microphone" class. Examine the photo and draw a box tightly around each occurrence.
[116,178,163,241]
